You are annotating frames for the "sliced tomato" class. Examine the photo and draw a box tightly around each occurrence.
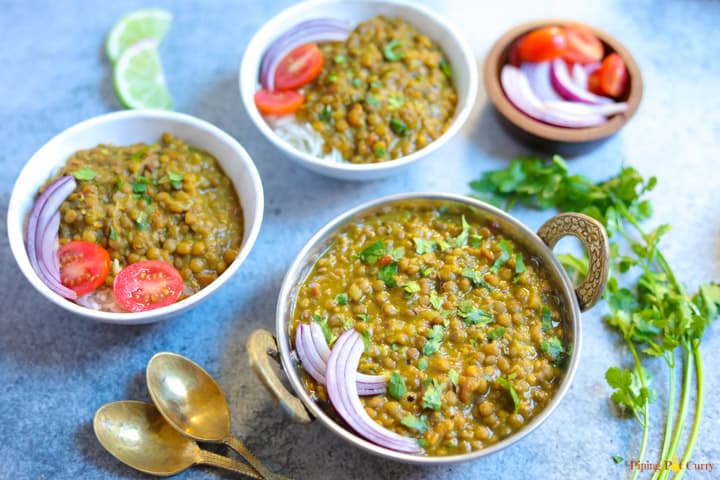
[562,25,604,64]
[274,43,324,91]
[507,34,526,67]
[113,260,184,312]
[59,241,111,296]
[587,69,603,96]
[598,53,628,98]
[254,89,304,115]
[517,26,567,62]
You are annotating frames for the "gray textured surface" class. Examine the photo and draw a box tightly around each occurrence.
[1,0,719,479]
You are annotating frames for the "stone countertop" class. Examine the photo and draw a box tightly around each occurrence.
[1,0,718,479]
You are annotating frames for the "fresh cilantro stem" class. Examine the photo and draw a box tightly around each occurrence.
[675,342,703,480]
[657,344,692,480]
[654,352,676,479]
[628,341,649,480]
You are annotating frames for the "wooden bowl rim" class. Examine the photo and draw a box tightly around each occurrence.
[483,18,643,143]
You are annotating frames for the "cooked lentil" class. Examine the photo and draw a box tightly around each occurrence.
[50,133,243,297]
[297,16,457,163]
[291,201,567,456]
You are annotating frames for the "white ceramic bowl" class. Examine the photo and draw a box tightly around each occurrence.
[239,0,478,181]
[7,110,264,325]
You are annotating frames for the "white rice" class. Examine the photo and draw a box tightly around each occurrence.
[266,115,344,163]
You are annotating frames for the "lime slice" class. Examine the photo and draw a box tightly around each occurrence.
[113,40,173,110]
[105,9,172,63]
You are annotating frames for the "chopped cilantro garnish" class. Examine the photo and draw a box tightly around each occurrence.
[388,372,407,400]
[448,368,460,386]
[71,167,97,181]
[541,336,565,358]
[612,455,624,464]
[378,263,398,287]
[136,212,150,231]
[514,252,526,279]
[402,415,428,434]
[417,357,428,370]
[356,313,372,322]
[422,325,444,356]
[333,54,347,64]
[429,290,443,310]
[469,234,483,248]
[422,380,443,410]
[497,377,520,412]
[335,293,348,306]
[461,268,493,290]
[374,146,386,158]
[370,80,382,89]
[389,95,404,109]
[365,93,380,107]
[491,240,512,274]
[390,117,407,136]
[447,215,470,248]
[351,77,362,88]
[457,300,493,325]
[403,281,421,296]
[356,240,387,264]
[109,227,117,241]
[327,73,337,83]
[167,171,184,189]
[388,247,404,261]
[312,314,336,346]
[359,331,371,350]
[131,181,147,194]
[420,266,434,277]
[413,238,437,255]
[318,105,333,122]
[115,177,124,190]
[341,316,353,330]
[383,39,406,61]
[130,146,149,160]
[469,338,478,347]
[487,327,506,341]
[439,58,452,78]
[541,306,552,331]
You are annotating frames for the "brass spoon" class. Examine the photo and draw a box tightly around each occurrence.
[146,352,290,480]
[93,401,261,478]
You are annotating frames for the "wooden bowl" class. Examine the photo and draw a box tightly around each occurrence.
[483,19,643,155]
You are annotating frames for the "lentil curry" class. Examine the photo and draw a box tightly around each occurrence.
[291,201,567,455]
[297,16,458,163]
[53,133,243,298]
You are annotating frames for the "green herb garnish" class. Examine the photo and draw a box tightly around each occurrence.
[389,95,404,109]
[352,77,362,88]
[318,105,333,122]
[413,238,437,255]
[383,39,406,61]
[327,73,338,83]
[136,212,150,231]
[448,369,460,386]
[390,117,407,136]
[167,171,183,189]
[417,357,428,370]
[109,227,117,241]
[612,456,624,464]
[429,290,443,310]
[356,313,371,322]
[420,266,434,277]
[447,215,470,248]
[470,234,483,248]
[487,327,506,341]
[403,281,420,296]
[541,306,552,331]
[514,252,526,277]
[312,313,336,346]
[422,325,444,356]
[378,263,398,287]
[365,93,380,107]
[401,415,428,434]
[333,54,347,64]
[457,300,493,325]
[490,240,512,274]
[439,58,452,78]
[461,268,492,290]
[374,146,386,158]
[389,372,407,400]
[541,336,564,359]
[370,80,382,89]
[131,181,147,194]
[496,377,519,412]
[422,380,443,410]
[356,240,386,264]
[335,293,348,306]
[71,167,97,181]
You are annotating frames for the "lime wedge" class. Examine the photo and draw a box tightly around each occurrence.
[113,40,173,110]
[105,9,172,63]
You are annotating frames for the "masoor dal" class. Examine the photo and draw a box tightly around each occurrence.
[291,201,567,456]
[52,133,243,297]
[297,16,457,163]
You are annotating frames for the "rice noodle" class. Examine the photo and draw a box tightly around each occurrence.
[268,115,344,163]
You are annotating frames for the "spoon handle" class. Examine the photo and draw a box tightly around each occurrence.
[225,437,294,480]
[196,449,263,479]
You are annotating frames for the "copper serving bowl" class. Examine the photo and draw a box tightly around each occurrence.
[247,193,609,464]
[484,19,643,154]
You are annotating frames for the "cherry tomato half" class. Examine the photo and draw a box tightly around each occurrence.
[254,89,304,115]
[274,43,324,91]
[517,26,567,62]
[562,25,604,64]
[587,69,604,96]
[113,260,184,312]
[59,241,111,296]
[507,34,526,67]
[598,53,628,98]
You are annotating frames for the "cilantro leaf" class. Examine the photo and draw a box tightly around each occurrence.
[429,290,443,310]
[487,327,506,341]
[417,357,428,370]
[312,314,336,346]
[447,215,470,248]
[356,241,386,264]
[390,117,407,136]
[167,171,184,189]
[356,313,372,322]
[541,306,552,331]
[448,368,460,386]
[378,263,398,287]
[389,372,407,400]
[470,234,483,248]
[335,293,348,306]
[457,300,493,325]
[403,281,420,296]
[413,237,437,255]
[439,58,452,78]
[496,377,520,412]
[461,268,493,290]
[514,252,526,276]
[422,325,444,355]
[401,415,428,434]
[422,381,443,410]
[540,336,564,358]
[109,227,117,241]
[491,239,512,274]
[71,167,97,181]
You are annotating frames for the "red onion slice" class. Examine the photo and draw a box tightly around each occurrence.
[25,176,78,299]
[550,58,612,105]
[259,18,351,90]
[544,100,629,117]
[297,323,386,395]
[326,330,421,454]
[520,61,562,101]
[502,65,608,128]
[571,63,588,88]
